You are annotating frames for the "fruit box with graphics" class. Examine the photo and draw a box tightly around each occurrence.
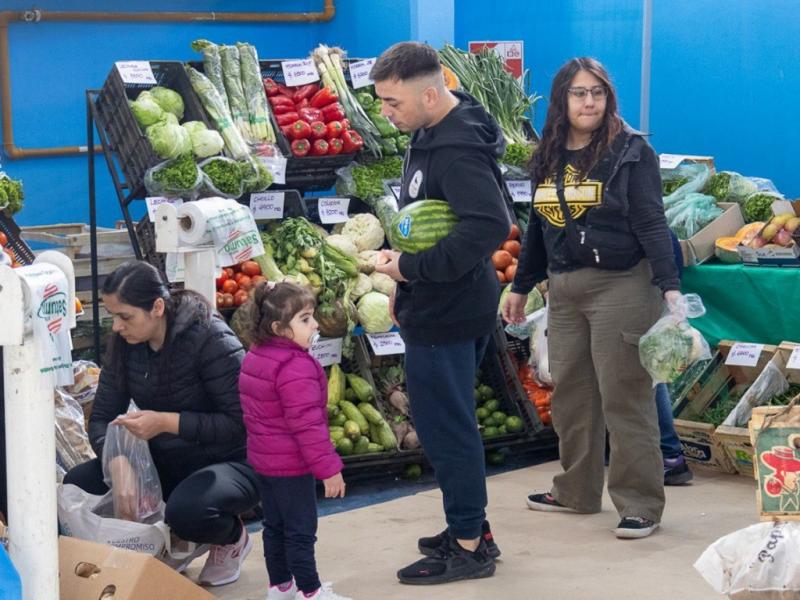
[673,340,777,474]
[717,342,800,478]
[737,200,800,267]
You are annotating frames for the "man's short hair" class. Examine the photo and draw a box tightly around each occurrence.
[370,42,441,83]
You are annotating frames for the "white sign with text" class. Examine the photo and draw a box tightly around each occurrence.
[115,61,157,85]
[310,337,343,367]
[725,343,764,367]
[146,197,183,223]
[281,59,320,87]
[366,332,405,356]
[250,192,285,220]
[507,180,532,203]
[318,197,350,224]
[349,58,376,89]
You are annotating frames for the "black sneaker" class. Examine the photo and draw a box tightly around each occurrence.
[398,536,496,585]
[526,492,577,513]
[418,520,501,559]
[664,456,694,486]
[614,517,659,539]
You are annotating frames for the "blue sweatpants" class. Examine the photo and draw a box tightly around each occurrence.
[404,335,490,540]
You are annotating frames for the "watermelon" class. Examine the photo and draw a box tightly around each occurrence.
[388,200,458,253]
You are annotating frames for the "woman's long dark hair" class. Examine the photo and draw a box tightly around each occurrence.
[102,261,210,391]
[530,57,623,182]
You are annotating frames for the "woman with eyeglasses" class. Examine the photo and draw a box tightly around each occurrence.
[502,57,680,539]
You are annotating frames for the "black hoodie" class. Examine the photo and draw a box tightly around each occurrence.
[395,91,510,345]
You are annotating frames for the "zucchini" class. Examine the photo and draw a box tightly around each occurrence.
[347,374,374,403]
[358,402,384,426]
[340,400,369,435]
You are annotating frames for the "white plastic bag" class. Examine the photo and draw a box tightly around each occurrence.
[694,521,800,599]
[529,308,552,386]
[722,362,790,428]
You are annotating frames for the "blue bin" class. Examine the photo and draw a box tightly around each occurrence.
[0,545,21,600]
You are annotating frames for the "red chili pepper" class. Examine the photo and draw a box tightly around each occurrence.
[321,102,346,122]
[293,83,320,102]
[327,137,343,155]
[309,121,328,140]
[276,83,295,98]
[326,120,343,139]
[275,112,300,126]
[310,139,330,156]
[310,86,339,109]
[298,107,323,124]
[341,129,364,153]
[280,125,294,140]
[268,95,295,108]
[271,104,295,115]
[262,78,280,97]
[291,139,311,157]
[290,119,312,140]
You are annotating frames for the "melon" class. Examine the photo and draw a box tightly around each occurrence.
[714,236,742,264]
[734,222,765,246]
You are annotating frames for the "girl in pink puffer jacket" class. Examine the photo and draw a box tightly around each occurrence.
[238,281,349,600]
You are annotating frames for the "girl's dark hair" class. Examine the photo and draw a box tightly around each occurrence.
[102,260,210,389]
[530,57,623,182]
[241,281,316,347]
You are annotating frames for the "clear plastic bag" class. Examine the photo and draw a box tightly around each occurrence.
[54,388,96,477]
[198,156,245,199]
[722,361,790,428]
[334,162,359,198]
[144,156,203,199]
[703,170,780,205]
[694,521,800,599]
[529,308,552,386]
[639,293,711,385]
[662,163,711,208]
[665,192,723,239]
[101,412,163,522]
[62,360,100,407]
[505,306,546,340]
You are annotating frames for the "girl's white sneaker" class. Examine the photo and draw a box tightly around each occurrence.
[295,582,352,600]
[267,578,298,599]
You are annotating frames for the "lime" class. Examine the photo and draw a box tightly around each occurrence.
[478,385,494,401]
[492,411,507,423]
[329,413,347,427]
[476,407,490,422]
[505,416,524,433]
[497,424,508,435]
[335,437,353,456]
[482,426,499,438]
[484,399,500,413]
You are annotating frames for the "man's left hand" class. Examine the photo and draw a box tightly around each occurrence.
[374,250,407,282]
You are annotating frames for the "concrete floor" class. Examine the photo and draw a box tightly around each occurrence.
[187,460,757,600]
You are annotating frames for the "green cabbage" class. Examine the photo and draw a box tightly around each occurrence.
[146,118,192,159]
[357,292,393,333]
[130,90,164,128]
[149,86,184,120]
[182,121,224,158]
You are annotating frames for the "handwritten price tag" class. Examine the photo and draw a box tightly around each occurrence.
[659,154,688,170]
[725,343,764,367]
[115,61,157,85]
[349,58,376,89]
[318,197,350,224]
[281,59,320,87]
[250,192,285,220]
[507,180,532,203]
[786,346,800,371]
[366,332,406,356]
[145,196,183,222]
[310,337,343,367]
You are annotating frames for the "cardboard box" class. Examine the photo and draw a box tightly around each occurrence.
[673,340,777,474]
[716,342,800,477]
[59,536,216,600]
[679,202,744,267]
[737,199,800,267]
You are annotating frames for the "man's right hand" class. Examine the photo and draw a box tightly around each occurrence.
[501,291,527,324]
[109,456,139,521]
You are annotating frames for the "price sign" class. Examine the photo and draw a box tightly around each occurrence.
[507,180,532,203]
[281,59,320,87]
[115,61,157,85]
[250,192,285,220]
[786,346,800,371]
[659,154,688,170]
[259,156,287,185]
[366,332,405,356]
[349,58,376,89]
[318,197,350,224]
[725,343,764,367]
[310,337,343,367]
[145,196,183,222]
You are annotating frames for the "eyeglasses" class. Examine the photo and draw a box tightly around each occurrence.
[567,86,608,101]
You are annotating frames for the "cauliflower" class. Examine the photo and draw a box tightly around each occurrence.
[325,234,359,257]
[342,213,385,251]
[369,271,396,296]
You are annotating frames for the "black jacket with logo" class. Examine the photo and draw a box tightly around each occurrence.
[513,126,680,295]
[396,91,510,345]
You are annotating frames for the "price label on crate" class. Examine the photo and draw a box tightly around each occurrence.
[786,346,800,371]
[318,197,350,224]
[115,61,157,85]
[310,337,343,367]
[250,192,285,220]
[507,180,532,203]
[366,332,406,356]
[145,196,183,222]
[281,59,320,87]
[259,156,287,185]
[725,343,764,367]
[349,58,376,89]
[659,154,688,170]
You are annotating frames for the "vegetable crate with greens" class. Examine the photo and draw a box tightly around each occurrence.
[95,61,212,198]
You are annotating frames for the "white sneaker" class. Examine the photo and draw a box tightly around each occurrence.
[295,582,352,600]
[268,579,298,599]
[197,527,253,586]
[160,543,210,573]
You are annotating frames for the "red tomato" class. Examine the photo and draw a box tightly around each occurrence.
[496,269,506,283]
[502,240,521,258]
[508,224,521,241]
[216,270,229,290]
[231,263,242,273]
[221,279,239,294]
[215,292,225,308]
[221,293,235,308]
[492,250,513,270]
[238,275,253,291]
[241,260,261,277]
[224,267,235,279]
[234,272,245,283]
[251,275,267,286]
[0,232,7,246]
[504,263,517,281]
[234,289,249,306]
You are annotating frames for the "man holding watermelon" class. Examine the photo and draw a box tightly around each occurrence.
[371,41,511,585]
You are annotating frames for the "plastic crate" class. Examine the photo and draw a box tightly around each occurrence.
[95,61,212,199]
[0,211,36,265]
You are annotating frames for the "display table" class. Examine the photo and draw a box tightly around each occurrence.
[681,262,800,347]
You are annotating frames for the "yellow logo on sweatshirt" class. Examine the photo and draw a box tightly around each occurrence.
[534,165,603,227]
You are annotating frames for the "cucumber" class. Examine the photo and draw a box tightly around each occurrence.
[353,436,370,455]
[366,442,384,454]
[335,437,354,456]
[376,420,398,450]
[358,402,384,426]
[330,429,345,442]
[340,400,369,435]
[347,374,374,403]
[329,412,347,427]
[343,420,361,441]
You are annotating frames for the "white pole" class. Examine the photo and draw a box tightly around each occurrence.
[183,249,217,305]
[640,0,653,133]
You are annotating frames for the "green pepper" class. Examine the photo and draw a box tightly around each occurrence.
[356,92,375,109]
[396,135,410,154]
[369,111,397,138]
[379,137,398,155]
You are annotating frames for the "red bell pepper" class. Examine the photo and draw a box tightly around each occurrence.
[262,78,280,97]
[276,83,295,98]
[271,103,295,115]
[268,95,295,108]
[326,120,343,139]
[291,139,311,157]
[310,87,338,109]
[341,129,364,153]
[309,121,327,140]
[298,107,323,124]
[321,102,346,122]
[296,97,310,109]
[280,125,294,140]
[327,137,343,155]
[341,118,350,131]
[275,112,300,126]
[289,119,313,140]
[293,83,320,102]
[310,139,329,156]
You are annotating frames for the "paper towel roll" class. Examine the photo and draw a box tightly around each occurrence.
[176,197,234,245]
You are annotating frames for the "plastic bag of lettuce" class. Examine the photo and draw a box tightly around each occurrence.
[702,170,779,204]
